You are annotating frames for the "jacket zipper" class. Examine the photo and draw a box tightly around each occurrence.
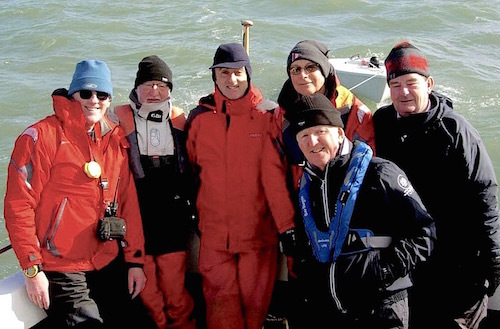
[44,197,67,257]
[323,167,346,312]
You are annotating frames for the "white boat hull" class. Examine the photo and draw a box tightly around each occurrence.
[330,56,390,104]
[0,271,47,328]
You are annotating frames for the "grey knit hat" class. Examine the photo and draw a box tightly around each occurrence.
[287,40,333,78]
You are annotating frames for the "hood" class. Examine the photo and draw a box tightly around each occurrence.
[277,70,339,112]
[51,88,115,137]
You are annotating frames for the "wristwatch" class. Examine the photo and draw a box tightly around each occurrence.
[23,264,41,278]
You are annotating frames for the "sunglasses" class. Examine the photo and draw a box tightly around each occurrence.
[79,90,110,101]
[289,63,320,75]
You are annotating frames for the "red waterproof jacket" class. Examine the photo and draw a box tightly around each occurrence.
[185,85,295,252]
[4,89,145,272]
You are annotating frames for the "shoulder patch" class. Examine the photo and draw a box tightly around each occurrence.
[22,127,39,143]
[397,174,414,196]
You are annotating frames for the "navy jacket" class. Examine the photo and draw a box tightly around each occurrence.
[294,140,435,316]
[374,91,500,307]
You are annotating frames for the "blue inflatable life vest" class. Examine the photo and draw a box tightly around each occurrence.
[298,142,373,263]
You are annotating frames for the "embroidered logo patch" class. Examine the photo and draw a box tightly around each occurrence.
[397,174,414,196]
[291,53,302,61]
[147,110,163,122]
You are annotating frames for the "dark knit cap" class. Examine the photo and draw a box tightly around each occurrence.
[286,40,333,78]
[134,55,173,90]
[286,93,344,137]
[210,43,252,80]
[385,41,430,82]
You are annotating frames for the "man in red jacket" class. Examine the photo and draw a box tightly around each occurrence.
[4,60,147,328]
[185,43,296,329]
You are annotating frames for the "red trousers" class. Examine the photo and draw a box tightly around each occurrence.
[198,245,278,329]
[141,252,196,329]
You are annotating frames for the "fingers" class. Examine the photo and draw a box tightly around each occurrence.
[127,268,147,299]
[29,293,49,309]
[41,293,50,310]
[128,277,146,299]
[130,279,146,299]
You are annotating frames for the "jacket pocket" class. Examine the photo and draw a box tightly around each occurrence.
[43,197,67,257]
[42,197,98,259]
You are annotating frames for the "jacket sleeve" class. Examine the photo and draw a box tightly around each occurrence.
[463,123,500,293]
[379,160,436,280]
[261,114,296,234]
[185,107,203,190]
[116,138,145,266]
[4,123,56,269]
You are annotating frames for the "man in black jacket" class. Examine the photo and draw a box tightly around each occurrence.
[373,41,500,329]
[286,93,435,328]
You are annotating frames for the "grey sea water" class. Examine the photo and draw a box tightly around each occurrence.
[1,0,500,293]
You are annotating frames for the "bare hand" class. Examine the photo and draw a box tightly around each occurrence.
[25,271,50,310]
[128,267,146,299]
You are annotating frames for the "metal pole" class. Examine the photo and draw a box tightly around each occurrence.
[241,20,254,55]
[0,244,12,255]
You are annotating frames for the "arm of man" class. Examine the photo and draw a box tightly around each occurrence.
[261,118,296,235]
[376,160,436,287]
[4,125,54,269]
[116,147,145,267]
[462,125,500,296]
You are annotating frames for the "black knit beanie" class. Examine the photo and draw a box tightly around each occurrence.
[134,55,173,90]
[286,40,333,78]
[385,41,430,83]
[286,93,344,137]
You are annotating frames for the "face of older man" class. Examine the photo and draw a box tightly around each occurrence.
[388,73,434,117]
[296,125,345,171]
[136,80,171,104]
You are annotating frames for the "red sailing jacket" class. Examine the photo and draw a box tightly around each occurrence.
[185,84,295,252]
[4,89,145,272]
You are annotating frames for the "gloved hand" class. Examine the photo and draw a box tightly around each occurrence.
[487,261,500,297]
[279,228,297,257]
[374,250,400,289]
[279,228,298,280]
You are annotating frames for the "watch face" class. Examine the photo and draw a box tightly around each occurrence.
[24,265,38,278]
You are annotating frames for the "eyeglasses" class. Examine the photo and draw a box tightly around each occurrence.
[289,63,320,75]
[142,82,169,90]
[79,90,110,101]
